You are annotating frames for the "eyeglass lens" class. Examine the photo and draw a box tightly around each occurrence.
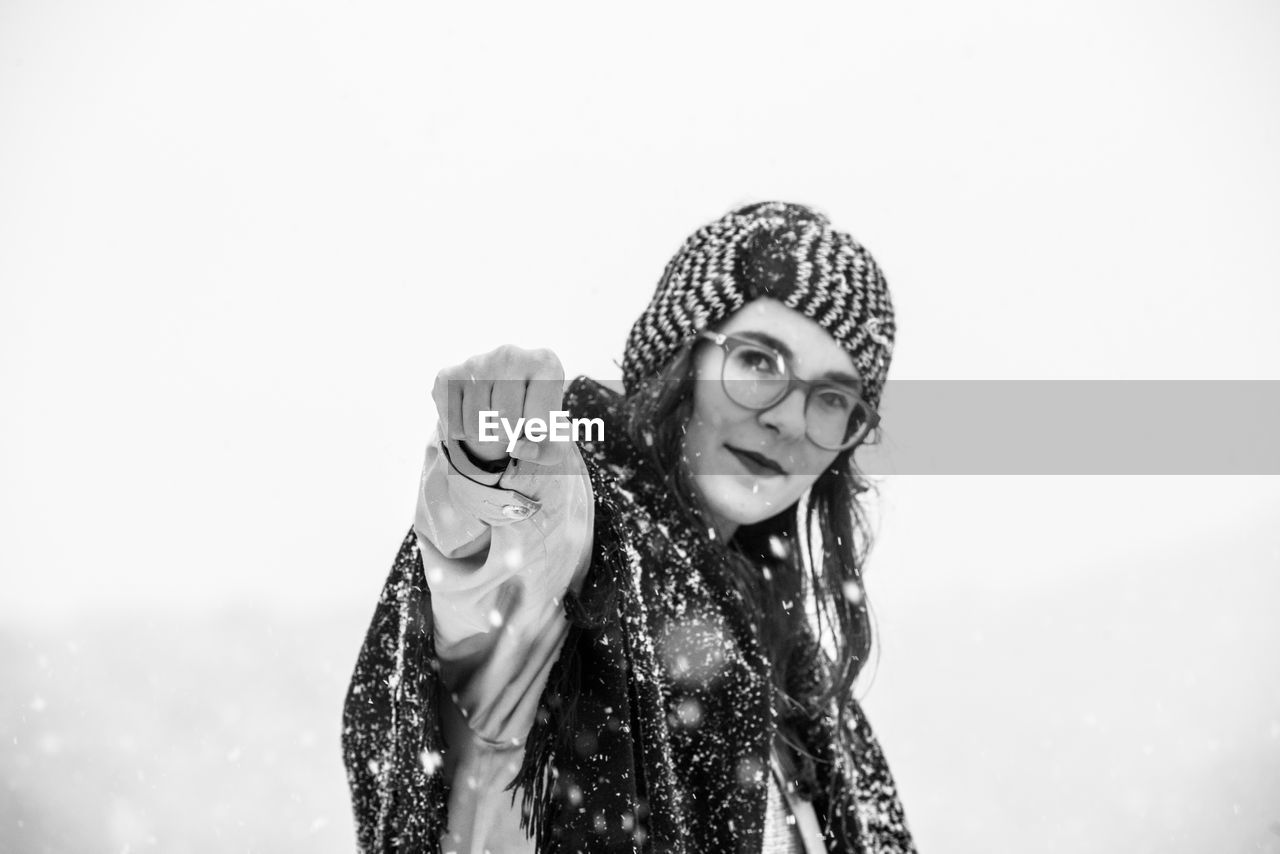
[721,342,871,448]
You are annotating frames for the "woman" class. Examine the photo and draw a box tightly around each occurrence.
[343,202,915,853]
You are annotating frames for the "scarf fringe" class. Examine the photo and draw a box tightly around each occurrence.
[507,457,625,850]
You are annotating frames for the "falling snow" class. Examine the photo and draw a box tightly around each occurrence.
[420,749,444,776]
[343,378,916,853]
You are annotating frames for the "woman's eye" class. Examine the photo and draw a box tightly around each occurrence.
[737,349,782,375]
[815,390,854,412]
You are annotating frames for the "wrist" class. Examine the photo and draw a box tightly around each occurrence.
[456,440,511,474]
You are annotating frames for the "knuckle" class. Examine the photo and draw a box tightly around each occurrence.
[433,372,456,402]
[489,345,525,377]
[532,348,562,372]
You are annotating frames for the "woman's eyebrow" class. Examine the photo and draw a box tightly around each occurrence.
[735,330,865,389]
[736,329,794,358]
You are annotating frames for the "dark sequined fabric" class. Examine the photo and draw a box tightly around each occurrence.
[342,378,915,853]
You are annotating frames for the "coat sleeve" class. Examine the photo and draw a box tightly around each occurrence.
[414,430,595,670]
[341,527,447,854]
[342,423,594,854]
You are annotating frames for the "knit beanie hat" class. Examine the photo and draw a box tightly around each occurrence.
[621,201,896,408]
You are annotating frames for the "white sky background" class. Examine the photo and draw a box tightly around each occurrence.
[2,0,1279,851]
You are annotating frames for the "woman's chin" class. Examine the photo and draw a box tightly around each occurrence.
[695,478,794,530]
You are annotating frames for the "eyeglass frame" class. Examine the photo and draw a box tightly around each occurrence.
[695,330,881,451]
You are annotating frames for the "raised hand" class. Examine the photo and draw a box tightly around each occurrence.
[430,345,567,466]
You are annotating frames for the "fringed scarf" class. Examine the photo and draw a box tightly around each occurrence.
[342,378,915,853]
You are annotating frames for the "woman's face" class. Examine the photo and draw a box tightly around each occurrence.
[683,297,861,540]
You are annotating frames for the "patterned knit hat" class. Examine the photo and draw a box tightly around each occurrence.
[622,201,896,408]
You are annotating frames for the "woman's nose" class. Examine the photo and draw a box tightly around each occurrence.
[756,387,808,441]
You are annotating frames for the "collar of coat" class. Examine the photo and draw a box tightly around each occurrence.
[342,376,915,854]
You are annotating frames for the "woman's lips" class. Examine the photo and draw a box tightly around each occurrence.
[725,445,786,476]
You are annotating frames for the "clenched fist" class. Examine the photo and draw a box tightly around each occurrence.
[430,345,567,466]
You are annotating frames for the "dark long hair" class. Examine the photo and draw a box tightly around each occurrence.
[622,334,878,765]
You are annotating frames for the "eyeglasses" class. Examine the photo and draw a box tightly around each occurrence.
[697,331,880,451]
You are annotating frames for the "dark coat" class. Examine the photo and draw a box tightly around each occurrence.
[342,378,916,853]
